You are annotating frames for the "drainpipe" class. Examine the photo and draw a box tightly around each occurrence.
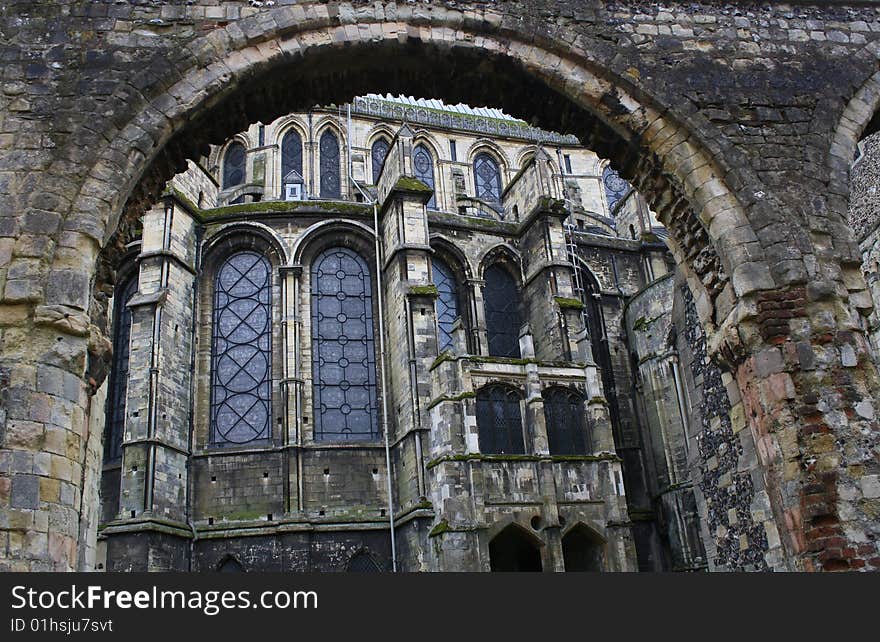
[348,104,397,571]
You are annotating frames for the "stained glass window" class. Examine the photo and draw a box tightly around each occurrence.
[104,276,138,462]
[371,138,389,184]
[281,129,303,194]
[210,251,272,445]
[223,142,246,189]
[543,388,590,455]
[320,129,341,199]
[476,385,525,454]
[474,152,502,205]
[413,144,436,210]
[311,247,379,441]
[432,257,459,353]
[484,264,523,358]
[603,165,630,211]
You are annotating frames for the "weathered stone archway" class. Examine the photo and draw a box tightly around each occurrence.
[2,0,879,572]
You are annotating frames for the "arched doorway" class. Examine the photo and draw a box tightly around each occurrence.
[561,525,604,572]
[489,524,543,572]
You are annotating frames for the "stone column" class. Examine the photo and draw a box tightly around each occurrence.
[102,197,198,571]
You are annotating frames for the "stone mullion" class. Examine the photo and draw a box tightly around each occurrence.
[466,278,487,355]
[283,265,304,514]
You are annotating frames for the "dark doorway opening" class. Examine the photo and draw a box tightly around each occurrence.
[489,525,542,572]
[562,525,603,572]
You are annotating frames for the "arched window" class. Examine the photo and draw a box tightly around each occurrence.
[476,385,525,454]
[280,129,303,195]
[371,138,389,184]
[543,388,590,455]
[223,142,246,189]
[473,152,502,205]
[210,251,272,445]
[311,247,379,441]
[319,129,341,199]
[413,144,436,210]
[432,257,460,353]
[602,165,630,211]
[104,275,138,462]
[483,264,523,358]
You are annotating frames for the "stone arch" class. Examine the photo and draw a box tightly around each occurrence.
[52,14,770,333]
[211,133,252,182]
[290,219,376,267]
[487,521,544,572]
[466,139,513,173]
[10,3,833,573]
[203,222,290,267]
[561,522,606,572]
[478,244,522,283]
[346,548,383,573]
[216,554,245,573]
[430,236,476,283]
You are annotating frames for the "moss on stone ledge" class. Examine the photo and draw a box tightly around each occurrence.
[554,296,585,310]
[426,391,476,410]
[393,176,433,193]
[409,284,438,297]
[428,519,450,537]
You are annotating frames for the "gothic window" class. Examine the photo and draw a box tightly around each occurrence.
[602,165,630,211]
[474,152,502,205]
[413,144,436,209]
[210,251,272,445]
[320,129,341,199]
[223,142,246,189]
[104,276,138,462]
[281,129,303,195]
[371,138,389,184]
[311,247,379,442]
[484,264,523,358]
[476,385,525,454]
[543,388,590,455]
[432,257,460,353]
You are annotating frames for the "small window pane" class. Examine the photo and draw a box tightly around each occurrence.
[223,142,246,189]
[281,130,303,195]
[603,165,630,211]
[484,264,523,358]
[413,144,436,209]
[544,388,590,455]
[474,153,502,204]
[371,138,389,184]
[433,257,459,353]
[476,385,525,454]
[104,276,138,462]
[210,251,272,445]
[320,130,341,198]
